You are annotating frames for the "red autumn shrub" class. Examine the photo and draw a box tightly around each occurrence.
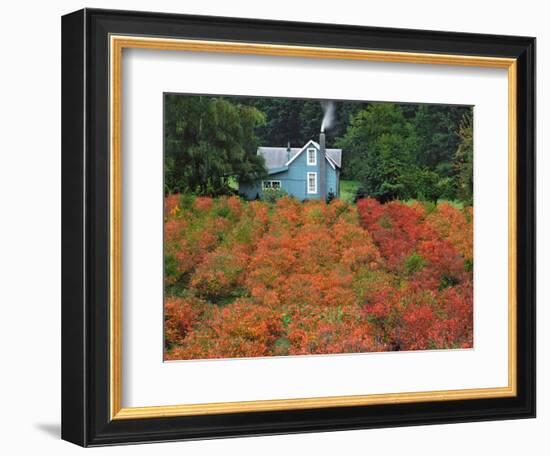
[285,304,382,355]
[193,196,213,212]
[426,202,473,260]
[414,238,467,289]
[363,282,473,351]
[164,195,473,360]
[437,282,474,347]
[357,198,429,271]
[164,296,207,348]
[168,300,283,360]
[189,246,249,300]
[164,193,180,218]
[276,271,357,309]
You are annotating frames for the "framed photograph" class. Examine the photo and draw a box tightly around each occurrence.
[61,8,535,447]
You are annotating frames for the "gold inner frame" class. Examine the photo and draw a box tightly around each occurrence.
[109,35,518,420]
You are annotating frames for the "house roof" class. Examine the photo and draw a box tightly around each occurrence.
[258,147,300,169]
[258,140,342,170]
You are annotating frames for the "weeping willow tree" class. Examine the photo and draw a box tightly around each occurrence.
[164,95,267,195]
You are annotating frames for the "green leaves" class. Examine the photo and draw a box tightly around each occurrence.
[336,103,473,204]
[404,252,426,276]
[164,95,267,195]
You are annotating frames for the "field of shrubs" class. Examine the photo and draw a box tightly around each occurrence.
[164,194,473,360]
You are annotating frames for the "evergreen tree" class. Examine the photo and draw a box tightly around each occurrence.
[411,104,470,173]
[336,104,417,201]
[454,112,474,204]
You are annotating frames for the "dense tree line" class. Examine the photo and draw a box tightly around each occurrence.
[233,97,361,146]
[165,94,473,203]
[336,103,472,203]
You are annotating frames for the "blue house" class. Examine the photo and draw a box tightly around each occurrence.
[239,133,342,201]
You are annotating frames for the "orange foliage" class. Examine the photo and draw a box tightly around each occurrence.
[164,195,473,359]
[166,300,283,360]
[164,296,206,348]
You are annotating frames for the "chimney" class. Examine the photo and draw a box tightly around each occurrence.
[319,132,326,201]
[287,141,291,162]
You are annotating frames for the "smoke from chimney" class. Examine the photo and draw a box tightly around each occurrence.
[319,101,335,201]
[319,131,326,201]
[320,101,335,133]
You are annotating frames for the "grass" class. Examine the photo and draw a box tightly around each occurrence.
[338,180,466,209]
[340,180,361,203]
[404,199,465,210]
[232,177,463,209]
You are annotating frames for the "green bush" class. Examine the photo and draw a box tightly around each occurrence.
[404,252,426,275]
[261,188,288,203]
[179,193,195,211]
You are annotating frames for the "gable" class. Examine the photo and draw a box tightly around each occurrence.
[284,140,319,166]
[258,140,342,172]
[284,141,341,170]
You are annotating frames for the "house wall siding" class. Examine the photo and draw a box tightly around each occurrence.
[326,165,338,198]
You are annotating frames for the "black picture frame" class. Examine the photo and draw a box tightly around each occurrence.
[62,8,536,447]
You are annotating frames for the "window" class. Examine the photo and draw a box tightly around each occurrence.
[307,172,317,194]
[307,148,317,166]
[262,180,281,190]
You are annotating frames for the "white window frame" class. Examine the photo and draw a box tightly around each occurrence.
[307,148,317,166]
[262,180,282,190]
[307,172,317,194]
